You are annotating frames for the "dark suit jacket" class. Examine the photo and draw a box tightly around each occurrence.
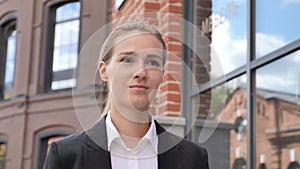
[43,117,209,169]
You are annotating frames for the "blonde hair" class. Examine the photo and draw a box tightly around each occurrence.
[98,20,167,115]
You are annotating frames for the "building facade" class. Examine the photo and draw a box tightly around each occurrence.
[0,0,112,169]
[0,0,300,169]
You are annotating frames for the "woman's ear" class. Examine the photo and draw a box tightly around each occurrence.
[99,61,108,82]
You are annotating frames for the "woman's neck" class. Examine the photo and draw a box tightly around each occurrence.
[110,105,151,148]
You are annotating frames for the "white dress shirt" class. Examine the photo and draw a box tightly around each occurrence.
[106,111,158,169]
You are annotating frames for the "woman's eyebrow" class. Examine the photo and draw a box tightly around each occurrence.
[116,51,136,56]
[146,54,162,60]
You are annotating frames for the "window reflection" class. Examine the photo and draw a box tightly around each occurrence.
[256,51,300,168]
[4,29,17,99]
[256,0,300,58]
[39,136,64,169]
[0,143,7,169]
[0,20,17,100]
[196,76,247,169]
[51,2,80,90]
[195,0,247,79]
[56,2,80,22]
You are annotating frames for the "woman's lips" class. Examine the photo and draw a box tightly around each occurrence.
[129,84,149,91]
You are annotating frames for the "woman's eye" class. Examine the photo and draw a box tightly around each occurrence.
[146,60,161,67]
[120,57,133,63]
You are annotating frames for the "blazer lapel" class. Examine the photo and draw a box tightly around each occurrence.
[156,121,182,169]
[83,117,112,169]
[82,118,183,169]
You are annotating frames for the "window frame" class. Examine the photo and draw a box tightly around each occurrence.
[0,13,17,100]
[183,0,300,168]
[0,138,8,169]
[42,0,81,92]
[36,130,73,169]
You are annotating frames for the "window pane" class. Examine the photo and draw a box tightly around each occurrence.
[195,0,247,80]
[256,51,300,168]
[51,78,76,90]
[39,136,64,169]
[50,2,80,91]
[256,0,300,58]
[56,2,80,22]
[4,29,17,99]
[53,20,79,72]
[196,75,247,169]
[0,143,7,169]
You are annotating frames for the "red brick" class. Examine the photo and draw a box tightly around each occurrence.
[163,72,182,81]
[161,4,182,14]
[164,63,182,72]
[163,36,181,44]
[161,0,183,9]
[165,103,181,112]
[165,93,181,102]
[166,53,182,62]
[161,24,182,34]
[144,1,160,10]
[167,43,182,52]
[161,15,183,28]
[160,82,181,92]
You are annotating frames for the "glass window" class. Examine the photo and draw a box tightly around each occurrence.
[195,75,247,169]
[232,158,246,169]
[0,20,17,100]
[256,51,300,169]
[45,1,80,91]
[39,135,64,169]
[195,0,247,79]
[256,0,300,58]
[0,142,7,169]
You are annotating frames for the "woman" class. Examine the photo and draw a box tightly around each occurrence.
[43,20,209,169]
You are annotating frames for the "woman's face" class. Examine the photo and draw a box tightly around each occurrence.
[100,31,164,119]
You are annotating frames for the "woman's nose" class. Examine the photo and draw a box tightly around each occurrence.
[133,64,148,79]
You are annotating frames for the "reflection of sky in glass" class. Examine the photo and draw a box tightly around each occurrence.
[4,30,17,93]
[256,0,300,57]
[53,20,79,72]
[210,0,247,75]
[51,2,80,90]
[257,50,300,96]
[52,79,76,90]
[115,0,125,9]
[56,2,80,22]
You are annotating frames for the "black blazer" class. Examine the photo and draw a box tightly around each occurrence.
[43,117,209,169]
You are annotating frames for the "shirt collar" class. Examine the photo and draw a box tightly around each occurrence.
[105,110,158,153]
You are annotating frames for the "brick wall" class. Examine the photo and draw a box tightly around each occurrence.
[112,0,184,117]
[195,0,212,119]
[111,0,212,119]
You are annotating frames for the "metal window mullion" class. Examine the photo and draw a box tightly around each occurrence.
[183,0,195,141]
[250,38,300,70]
[247,0,256,168]
[55,17,80,25]
[52,68,74,81]
[192,65,247,96]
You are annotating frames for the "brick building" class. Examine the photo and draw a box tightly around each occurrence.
[0,0,201,168]
[220,87,300,169]
[1,0,300,169]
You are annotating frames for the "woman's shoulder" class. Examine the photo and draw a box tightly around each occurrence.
[178,137,208,156]
[176,137,209,168]
[55,131,86,146]
[52,131,90,154]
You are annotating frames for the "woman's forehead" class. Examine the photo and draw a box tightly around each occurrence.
[112,31,163,53]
